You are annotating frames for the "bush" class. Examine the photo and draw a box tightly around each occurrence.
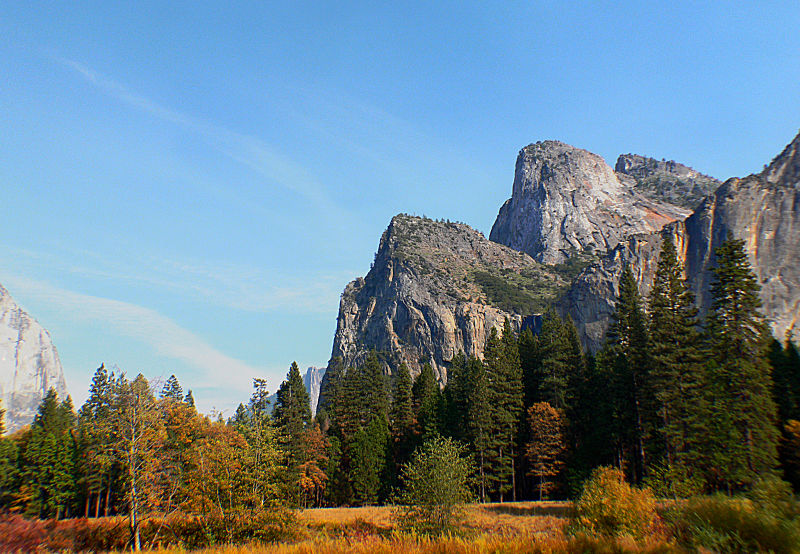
[670,477,800,553]
[394,436,474,536]
[569,466,658,540]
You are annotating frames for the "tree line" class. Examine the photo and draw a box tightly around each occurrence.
[1,232,799,535]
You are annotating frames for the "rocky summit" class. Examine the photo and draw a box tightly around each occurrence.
[0,284,68,434]
[328,130,800,382]
[615,154,721,210]
[328,214,568,381]
[489,141,687,264]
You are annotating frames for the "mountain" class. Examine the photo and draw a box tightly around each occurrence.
[561,130,800,350]
[328,214,568,381]
[303,366,326,416]
[0,284,68,434]
[615,154,721,210]
[489,141,688,264]
[326,130,800,383]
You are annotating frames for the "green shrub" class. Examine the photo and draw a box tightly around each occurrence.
[671,479,800,554]
[394,436,474,536]
[569,466,658,540]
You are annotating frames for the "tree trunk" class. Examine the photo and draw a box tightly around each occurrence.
[85,495,90,518]
[95,491,101,518]
[105,485,111,517]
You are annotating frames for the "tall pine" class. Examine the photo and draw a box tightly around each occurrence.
[705,233,779,490]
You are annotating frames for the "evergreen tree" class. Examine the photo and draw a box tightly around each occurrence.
[602,265,650,484]
[413,363,442,442]
[536,308,572,411]
[274,361,312,505]
[464,355,493,502]
[391,363,416,473]
[518,327,539,407]
[77,364,118,518]
[184,389,195,408]
[441,353,469,442]
[646,233,711,492]
[160,375,184,401]
[484,321,523,501]
[705,233,779,490]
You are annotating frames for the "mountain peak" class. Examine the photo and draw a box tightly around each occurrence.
[763,129,800,186]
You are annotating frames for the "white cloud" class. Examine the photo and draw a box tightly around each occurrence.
[0,275,268,398]
[57,58,339,212]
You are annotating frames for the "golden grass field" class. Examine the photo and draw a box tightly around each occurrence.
[145,502,681,554]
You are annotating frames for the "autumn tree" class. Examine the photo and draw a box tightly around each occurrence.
[526,402,566,500]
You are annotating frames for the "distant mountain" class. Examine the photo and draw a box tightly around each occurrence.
[0,284,68,434]
[303,366,326,416]
[267,366,327,417]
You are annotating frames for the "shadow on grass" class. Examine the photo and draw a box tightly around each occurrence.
[483,503,571,517]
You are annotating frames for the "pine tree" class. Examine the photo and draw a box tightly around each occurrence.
[484,321,523,501]
[603,265,650,484]
[705,233,779,490]
[441,353,468,442]
[646,233,711,492]
[274,362,312,505]
[536,308,572,410]
[464,356,492,502]
[77,364,118,518]
[160,375,184,401]
[413,363,442,442]
[391,363,416,472]
[184,390,195,408]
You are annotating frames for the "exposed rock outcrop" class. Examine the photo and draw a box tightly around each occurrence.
[615,154,721,210]
[561,130,800,349]
[303,366,326,416]
[489,141,688,264]
[328,215,567,382]
[0,284,68,434]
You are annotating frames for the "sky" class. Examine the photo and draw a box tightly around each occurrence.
[1,1,799,416]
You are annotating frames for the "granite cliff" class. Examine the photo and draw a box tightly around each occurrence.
[561,130,800,350]
[489,141,688,264]
[328,215,567,381]
[327,130,800,385]
[0,284,68,434]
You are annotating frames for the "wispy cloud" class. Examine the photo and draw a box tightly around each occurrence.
[1,274,267,396]
[1,245,355,315]
[57,58,338,212]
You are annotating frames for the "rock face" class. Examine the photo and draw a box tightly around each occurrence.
[328,215,567,382]
[615,154,721,210]
[303,366,326,416]
[490,141,688,264]
[0,284,68,434]
[561,130,800,349]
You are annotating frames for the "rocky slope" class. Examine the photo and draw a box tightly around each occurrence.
[328,214,567,381]
[489,141,688,264]
[561,130,800,350]
[303,366,326,416]
[615,154,721,210]
[0,284,68,434]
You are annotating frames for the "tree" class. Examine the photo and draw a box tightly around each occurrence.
[184,390,196,408]
[526,402,566,500]
[413,363,442,442]
[349,415,390,505]
[390,363,416,475]
[646,233,711,492]
[395,436,473,535]
[112,374,165,551]
[705,233,779,490]
[160,375,184,401]
[464,356,492,502]
[77,364,118,518]
[483,321,524,501]
[274,362,312,505]
[603,265,650,484]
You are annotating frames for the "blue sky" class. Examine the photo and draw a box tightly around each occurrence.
[1,2,799,415]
